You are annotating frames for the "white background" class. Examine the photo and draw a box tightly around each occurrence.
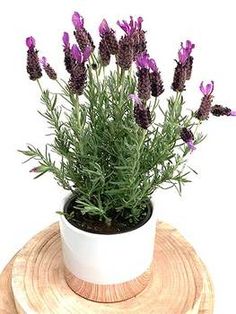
[0,0,236,313]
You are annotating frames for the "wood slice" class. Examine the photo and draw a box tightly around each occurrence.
[0,222,214,314]
[0,256,18,314]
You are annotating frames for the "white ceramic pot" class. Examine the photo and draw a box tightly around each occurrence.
[59,194,158,302]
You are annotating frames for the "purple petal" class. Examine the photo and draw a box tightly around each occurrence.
[128,94,142,105]
[63,32,70,48]
[148,58,158,72]
[83,46,91,62]
[200,81,214,95]
[137,17,143,30]
[136,52,150,69]
[99,19,110,35]
[186,40,195,52]
[129,16,134,28]
[71,44,82,63]
[129,16,138,35]
[40,56,47,67]
[199,81,205,95]
[205,83,212,95]
[230,110,236,116]
[117,20,130,34]
[187,140,196,153]
[209,81,214,94]
[72,11,84,30]
[26,36,35,49]
[178,47,188,64]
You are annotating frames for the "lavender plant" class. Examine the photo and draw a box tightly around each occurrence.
[19,12,235,230]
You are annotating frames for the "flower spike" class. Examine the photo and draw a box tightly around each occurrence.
[117,35,133,70]
[68,44,90,95]
[62,32,74,73]
[129,94,151,129]
[136,53,151,101]
[172,40,195,91]
[98,19,118,56]
[72,12,84,30]
[72,11,95,52]
[180,128,196,153]
[211,105,236,117]
[149,59,164,97]
[25,36,42,81]
[40,57,57,80]
[196,81,214,120]
[99,19,110,36]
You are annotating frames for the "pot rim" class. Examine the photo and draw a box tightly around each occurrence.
[60,193,157,238]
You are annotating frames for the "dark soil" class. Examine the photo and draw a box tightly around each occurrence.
[63,196,153,235]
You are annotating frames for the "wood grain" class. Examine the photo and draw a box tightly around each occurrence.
[64,264,152,303]
[0,256,17,314]
[0,222,214,314]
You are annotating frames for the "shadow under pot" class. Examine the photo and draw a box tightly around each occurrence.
[59,194,158,303]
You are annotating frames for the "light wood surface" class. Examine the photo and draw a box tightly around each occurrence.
[64,264,152,303]
[0,255,18,314]
[0,222,214,313]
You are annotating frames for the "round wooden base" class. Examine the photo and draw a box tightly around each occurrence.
[0,222,214,314]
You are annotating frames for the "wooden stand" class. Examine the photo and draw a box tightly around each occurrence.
[0,222,214,313]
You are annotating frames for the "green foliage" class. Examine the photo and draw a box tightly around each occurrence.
[19,60,204,225]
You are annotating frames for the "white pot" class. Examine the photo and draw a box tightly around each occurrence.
[59,194,158,302]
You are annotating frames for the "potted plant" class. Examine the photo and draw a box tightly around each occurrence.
[19,11,235,303]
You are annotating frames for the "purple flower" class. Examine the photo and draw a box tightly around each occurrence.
[99,38,111,66]
[182,40,195,54]
[136,52,150,70]
[148,59,158,72]
[63,32,70,48]
[62,33,74,73]
[149,59,164,97]
[178,47,189,65]
[26,36,42,80]
[40,56,47,67]
[211,105,236,117]
[98,19,118,57]
[83,46,91,62]
[172,40,195,91]
[129,94,151,129]
[73,14,95,52]
[178,40,195,65]
[117,35,133,70]
[137,17,143,30]
[200,81,214,96]
[128,94,142,105]
[136,53,152,100]
[40,56,57,80]
[26,36,36,50]
[117,16,142,36]
[72,11,84,30]
[30,166,40,173]
[71,44,91,63]
[99,19,110,36]
[180,128,196,153]
[71,44,83,63]
[195,81,214,120]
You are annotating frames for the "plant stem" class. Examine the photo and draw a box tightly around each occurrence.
[74,95,81,129]
[37,79,43,93]
[118,69,125,108]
